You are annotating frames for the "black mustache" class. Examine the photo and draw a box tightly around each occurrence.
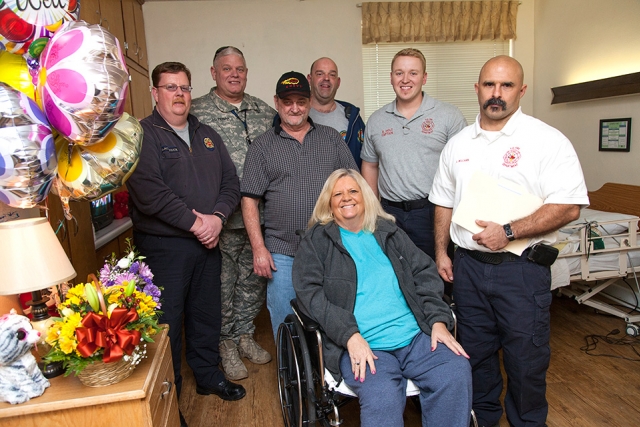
[483,97,507,110]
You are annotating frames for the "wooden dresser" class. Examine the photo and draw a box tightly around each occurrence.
[0,328,179,427]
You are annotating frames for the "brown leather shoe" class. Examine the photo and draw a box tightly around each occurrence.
[238,334,272,364]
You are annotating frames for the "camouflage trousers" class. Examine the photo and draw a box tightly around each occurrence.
[219,227,267,342]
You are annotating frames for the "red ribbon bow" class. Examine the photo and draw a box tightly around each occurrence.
[76,307,142,363]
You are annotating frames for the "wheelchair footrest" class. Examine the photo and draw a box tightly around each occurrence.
[324,368,420,397]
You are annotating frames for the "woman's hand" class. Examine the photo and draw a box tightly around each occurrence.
[346,333,378,382]
[430,322,469,359]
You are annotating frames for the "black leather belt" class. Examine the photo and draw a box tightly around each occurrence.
[460,248,526,265]
[381,197,431,212]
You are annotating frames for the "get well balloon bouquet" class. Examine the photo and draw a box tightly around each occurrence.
[0,4,143,212]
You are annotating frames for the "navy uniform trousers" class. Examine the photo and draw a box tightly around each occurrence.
[381,198,436,261]
[134,232,226,397]
[453,248,552,427]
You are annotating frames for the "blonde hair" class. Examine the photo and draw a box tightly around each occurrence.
[308,169,395,232]
[391,48,426,73]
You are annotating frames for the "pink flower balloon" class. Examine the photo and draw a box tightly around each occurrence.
[38,20,129,146]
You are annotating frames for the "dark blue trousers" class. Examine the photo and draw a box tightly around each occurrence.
[339,332,472,427]
[134,232,226,397]
[453,248,552,427]
[381,200,436,261]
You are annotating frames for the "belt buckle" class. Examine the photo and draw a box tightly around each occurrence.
[402,201,411,212]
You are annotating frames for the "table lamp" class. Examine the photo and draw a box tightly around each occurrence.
[0,217,77,378]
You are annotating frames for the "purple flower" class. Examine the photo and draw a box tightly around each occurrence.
[99,265,116,287]
[114,271,137,287]
[138,262,153,280]
[129,261,140,275]
[143,283,162,308]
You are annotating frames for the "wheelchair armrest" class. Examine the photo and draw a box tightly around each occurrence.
[290,299,320,332]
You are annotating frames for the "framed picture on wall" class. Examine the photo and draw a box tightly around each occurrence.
[599,118,631,152]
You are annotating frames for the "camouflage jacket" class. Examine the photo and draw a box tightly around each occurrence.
[191,88,276,229]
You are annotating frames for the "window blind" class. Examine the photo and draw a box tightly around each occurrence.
[362,40,510,123]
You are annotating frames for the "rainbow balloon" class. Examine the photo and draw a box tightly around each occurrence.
[0,82,55,208]
[55,113,143,201]
[0,0,79,55]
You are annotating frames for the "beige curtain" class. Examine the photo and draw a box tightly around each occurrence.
[362,1,519,44]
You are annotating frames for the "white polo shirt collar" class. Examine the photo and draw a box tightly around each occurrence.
[472,107,523,141]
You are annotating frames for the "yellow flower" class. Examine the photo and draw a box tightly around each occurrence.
[59,336,77,354]
[135,293,157,316]
[66,294,82,306]
[46,322,61,345]
[65,283,86,300]
[106,288,123,305]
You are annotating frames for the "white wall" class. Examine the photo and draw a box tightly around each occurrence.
[142,0,534,114]
[143,0,364,106]
[143,0,640,190]
[533,0,640,191]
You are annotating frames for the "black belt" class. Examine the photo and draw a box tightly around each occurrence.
[459,248,527,265]
[381,197,431,212]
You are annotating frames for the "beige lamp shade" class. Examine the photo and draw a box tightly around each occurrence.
[0,217,77,295]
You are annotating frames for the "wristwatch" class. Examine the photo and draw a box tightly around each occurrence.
[503,223,515,241]
[213,212,227,226]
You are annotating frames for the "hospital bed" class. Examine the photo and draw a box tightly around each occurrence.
[552,183,640,335]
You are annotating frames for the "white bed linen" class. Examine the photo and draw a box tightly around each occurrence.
[551,208,640,290]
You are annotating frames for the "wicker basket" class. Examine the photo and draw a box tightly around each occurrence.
[77,344,147,387]
[76,275,149,387]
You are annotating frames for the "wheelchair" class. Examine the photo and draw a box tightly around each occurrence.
[276,299,477,427]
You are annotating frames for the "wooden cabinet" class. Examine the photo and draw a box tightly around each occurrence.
[79,0,126,47]
[80,0,153,120]
[44,195,97,285]
[122,0,149,70]
[95,219,134,266]
[0,328,180,427]
[126,63,153,120]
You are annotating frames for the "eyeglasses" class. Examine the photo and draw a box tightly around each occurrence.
[155,84,193,93]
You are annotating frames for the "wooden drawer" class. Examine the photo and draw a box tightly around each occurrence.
[0,328,179,427]
[148,337,178,427]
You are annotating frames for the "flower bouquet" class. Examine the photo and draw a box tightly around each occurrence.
[44,242,162,386]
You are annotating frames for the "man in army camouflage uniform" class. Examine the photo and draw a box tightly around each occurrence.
[191,46,276,380]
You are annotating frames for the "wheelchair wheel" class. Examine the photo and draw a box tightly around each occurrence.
[277,314,315,427]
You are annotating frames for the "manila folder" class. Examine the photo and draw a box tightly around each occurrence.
[451,171,543,255]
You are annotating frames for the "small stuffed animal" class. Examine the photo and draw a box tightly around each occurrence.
[0,309,50,404]
[113,191,129,219]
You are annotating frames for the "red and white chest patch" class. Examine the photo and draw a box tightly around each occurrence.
[421,118,434,134]
[381,128,394,137]
[502,147,521,168]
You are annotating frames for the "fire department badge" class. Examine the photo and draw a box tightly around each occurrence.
[421,118,434,134]
[502,147,521,168]
[204,137,215,150]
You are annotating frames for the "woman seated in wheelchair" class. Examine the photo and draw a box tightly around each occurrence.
[293,169,472,427]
